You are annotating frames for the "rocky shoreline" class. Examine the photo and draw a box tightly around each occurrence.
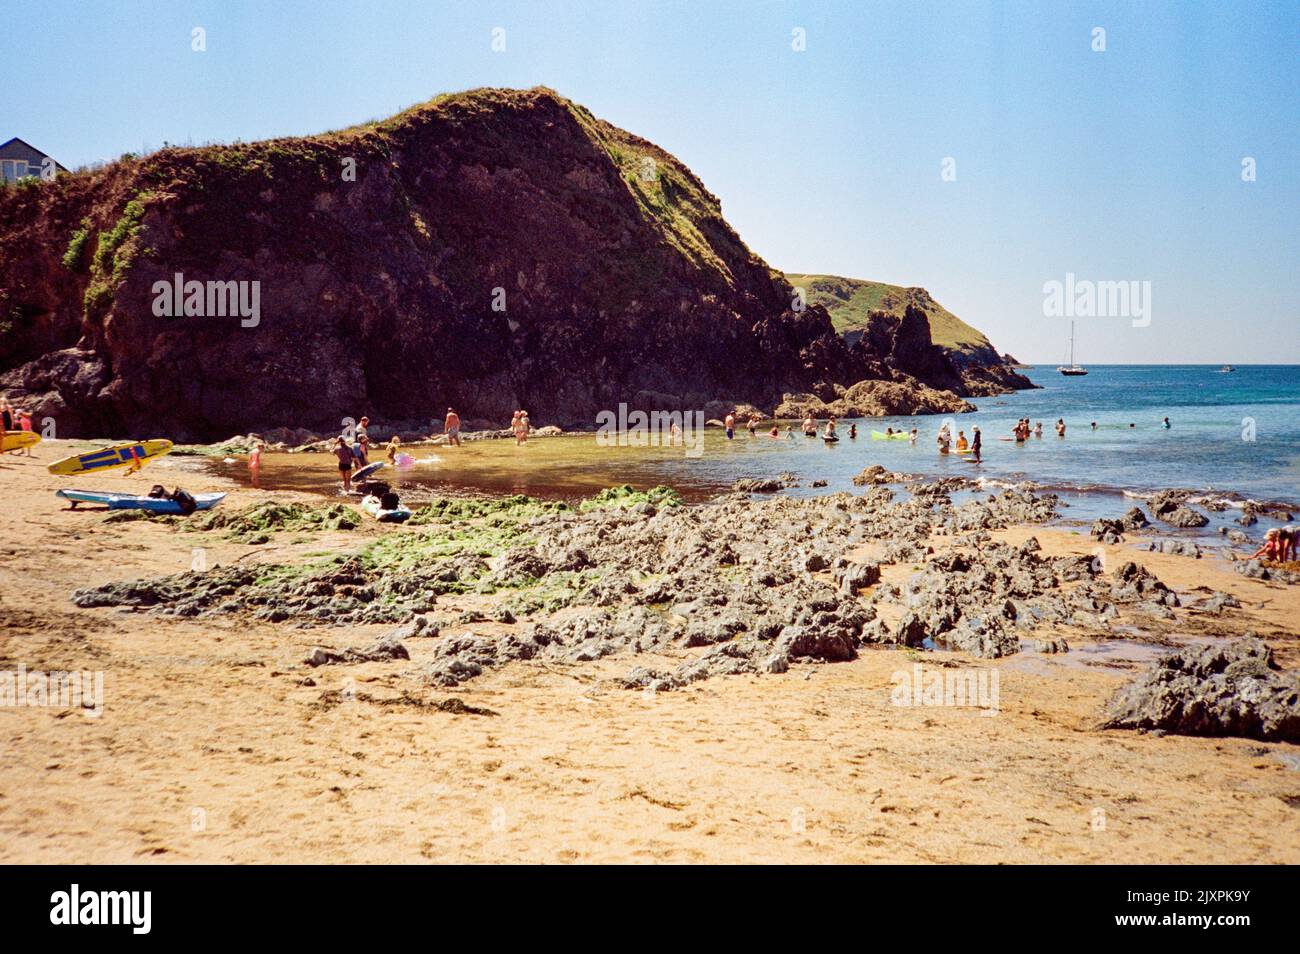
[70,477,1300,743]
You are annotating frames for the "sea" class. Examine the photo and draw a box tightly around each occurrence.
[214,365,1300,540]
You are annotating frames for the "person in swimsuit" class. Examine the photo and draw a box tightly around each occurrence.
[746,415,758,437]
[1033,421,1043,438]
[516,410,529,444]
[824,416,837,440]
[15,409,34,456]
[1055,418,1066,437]
[955,430,969,452]
[909,428,918,444]
[970,426,982,463]
[1249,529,1282,562]
[848,423,857,439]
[724,412,735,441]
[445,408,461,446]
[769,425,780,438]
[248,441,262,487]
[802,415,816,436]
[333,437,355,491]
[1162,416,1171,429]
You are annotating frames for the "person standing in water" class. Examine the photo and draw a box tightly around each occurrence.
[848,423,857,439]
[802,415,816,436]
[333,437,354,492]
[1162,416,1171,429]
[956,430,969,452]
[1056,418,1066,437]
[248,441,263,488]
[824,416,837,439]
[445,408,462,446]
[971,425,982,463]
[1033,421,1043,438]
[746,415,758,437]
[724,411,735,440]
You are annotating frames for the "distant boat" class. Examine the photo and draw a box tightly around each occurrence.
[1057,321,1088,376]
[1218,365,1235,373]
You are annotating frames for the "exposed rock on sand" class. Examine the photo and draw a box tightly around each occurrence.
[1102,639,1300,742]
[1148,491,1208,528]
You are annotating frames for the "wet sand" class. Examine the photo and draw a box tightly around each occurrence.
[1,441,1297,863]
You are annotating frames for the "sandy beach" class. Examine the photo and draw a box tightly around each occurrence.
[1,441,1297,864]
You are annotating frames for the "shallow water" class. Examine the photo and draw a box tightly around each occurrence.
[213,365,1300,536]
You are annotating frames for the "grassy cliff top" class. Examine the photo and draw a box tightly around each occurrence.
[784,273,992,355]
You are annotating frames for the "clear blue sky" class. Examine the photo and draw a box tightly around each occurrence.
[4,0,1296,363]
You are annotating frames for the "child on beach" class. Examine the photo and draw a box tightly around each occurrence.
[333,437,354,491]
[1249,529,1283,562]
[386,437,401,464]
[248,441,262,487]
[17,410,34,455]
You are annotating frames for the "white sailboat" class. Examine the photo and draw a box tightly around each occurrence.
[1058,320,1087,376]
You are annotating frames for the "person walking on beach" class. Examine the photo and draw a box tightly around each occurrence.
[333,437,355,492]
[724,411,735,440]
[445,408,462,446]
[970,426,982,463]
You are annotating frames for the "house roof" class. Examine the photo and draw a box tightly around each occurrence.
[0,137,69,172]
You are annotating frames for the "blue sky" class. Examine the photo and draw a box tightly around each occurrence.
[4,0,1296,363]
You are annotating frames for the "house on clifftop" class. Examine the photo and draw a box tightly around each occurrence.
[0,137,66,182]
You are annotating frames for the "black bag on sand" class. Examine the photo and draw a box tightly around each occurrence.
[169,488,198,516]
[148,485,168,498]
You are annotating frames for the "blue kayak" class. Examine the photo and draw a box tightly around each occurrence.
[57,489,227,513]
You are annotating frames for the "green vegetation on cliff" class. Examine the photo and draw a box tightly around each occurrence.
[784,273,993,357]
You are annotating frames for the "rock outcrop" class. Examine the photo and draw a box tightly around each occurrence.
[1102,639,1300,742]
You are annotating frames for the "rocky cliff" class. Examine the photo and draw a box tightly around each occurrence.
[785,274,1035,396]
[2,87,1006,439]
